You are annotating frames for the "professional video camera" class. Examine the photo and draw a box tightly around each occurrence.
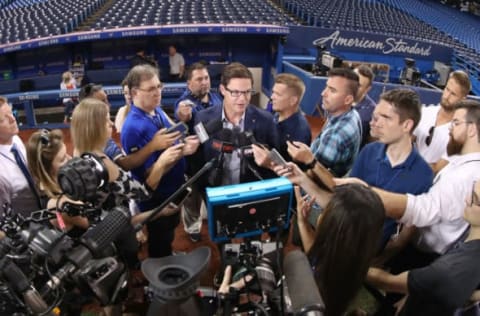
[138,177,325,315]
[312,42,343,76]
[400,58,421,86]
[0,202,130,316]
[0,152,135,315]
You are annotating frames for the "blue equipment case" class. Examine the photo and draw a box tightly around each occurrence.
[206,177,293,243]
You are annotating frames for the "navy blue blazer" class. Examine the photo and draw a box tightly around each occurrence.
[191,104,279,184]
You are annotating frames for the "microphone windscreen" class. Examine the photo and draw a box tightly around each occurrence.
[284,250,324,315]
[205,119,223,135]
[217,128,234,142]
[236,131,250,147]
[80,206,130,256]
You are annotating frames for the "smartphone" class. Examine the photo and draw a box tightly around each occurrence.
[169,186,192,208]
[166,122,188,136]
[269,148,288,166]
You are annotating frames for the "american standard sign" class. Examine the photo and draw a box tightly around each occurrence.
[313,30,432,57]
[286,26,453,63]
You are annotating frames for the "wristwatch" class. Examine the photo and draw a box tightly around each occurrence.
[304,158,317,170]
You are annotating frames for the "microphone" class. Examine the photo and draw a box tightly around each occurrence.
[211,128,235,154]
[0,241,51,314]
[194,119,223,143]
[283,250,324,315]
[44,207,131,291]
[208,128,234,186]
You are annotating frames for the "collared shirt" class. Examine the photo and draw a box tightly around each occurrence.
[276,111,312,157]
[310,108,362,176]
[351,142,433,248]
[403,152,480,254]
[121,104,186,211]
[221,107,245,185]
[353,94,376,149]
[413,105,450,163]
[0,135,38,217]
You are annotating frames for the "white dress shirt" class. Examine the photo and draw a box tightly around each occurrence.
[413,105,450,163]
[402,152,480,254]
[0,135,38,217]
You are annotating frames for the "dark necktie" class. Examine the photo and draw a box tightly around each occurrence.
[11,143,42,209]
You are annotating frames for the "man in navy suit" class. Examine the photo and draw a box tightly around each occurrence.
[192,62,279,186]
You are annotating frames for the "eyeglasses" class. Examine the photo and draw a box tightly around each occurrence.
[136,84,163,93]
[425,126,435,146]
[450,120,473,129]
[469,181,480,207]
[224,87,255,98]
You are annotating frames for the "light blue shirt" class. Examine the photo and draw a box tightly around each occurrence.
[221,107,245,185]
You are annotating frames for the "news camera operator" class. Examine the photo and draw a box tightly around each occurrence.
[26,128,89,237]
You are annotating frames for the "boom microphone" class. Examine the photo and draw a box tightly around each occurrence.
[283,250,324,315]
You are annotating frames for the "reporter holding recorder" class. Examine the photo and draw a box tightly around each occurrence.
[273,162,385,316]
[121,64,199,258]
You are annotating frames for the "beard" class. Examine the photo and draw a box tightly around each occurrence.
[440,99,455,113]
[447,135,464,156]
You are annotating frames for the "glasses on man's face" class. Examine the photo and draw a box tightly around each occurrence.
[425,126,435,146]
[450,120,473,129]
[136,84,163,94]
[469,181,480,207]
[224,87,255,98]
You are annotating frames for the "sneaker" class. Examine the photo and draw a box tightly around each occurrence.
[189,233,202,243]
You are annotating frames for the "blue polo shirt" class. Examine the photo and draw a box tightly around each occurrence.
[350,142,433,249]
[276,111,312,159]
[174,89,223,133]
[354,94,376,149]
[121,104,186,212]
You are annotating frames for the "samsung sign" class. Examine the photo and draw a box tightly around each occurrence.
[286,26,452,62]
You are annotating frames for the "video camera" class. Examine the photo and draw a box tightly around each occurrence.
[0,203,130,316]
[312,42,343,76]
[0,152,133,315]
[400,58,421,86]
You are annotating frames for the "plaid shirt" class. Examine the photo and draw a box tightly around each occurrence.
[310,108,362,176]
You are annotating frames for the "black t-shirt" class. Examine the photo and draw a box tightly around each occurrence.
[401,240,480,316]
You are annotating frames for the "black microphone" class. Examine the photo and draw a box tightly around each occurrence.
[283,250,324,315]
[194,119,223,143]
[0,241,51,314]
[208,128,234,186]
[211,128,235,154]
[45,207,130,291]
